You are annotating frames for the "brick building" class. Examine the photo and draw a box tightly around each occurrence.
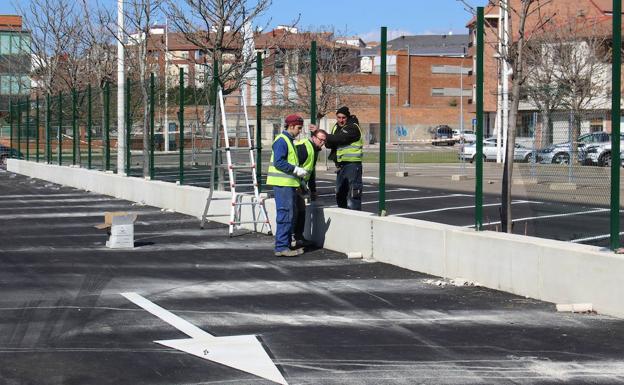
[141,27,473,145]
[466,0,622,145]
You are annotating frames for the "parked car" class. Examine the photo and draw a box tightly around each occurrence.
[432,125,455,146]
[0,145,23,164]
[579,141,624,167]
[537,131,612,164]
[459,138,534,163]
[452,129,477,143]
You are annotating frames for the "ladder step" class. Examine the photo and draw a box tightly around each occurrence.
[232,202,263,206]
[231,183,257,187]
[231,220,270,225]
[216,147,257,151]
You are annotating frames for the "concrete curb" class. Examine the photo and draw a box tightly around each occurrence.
[8,159,624,318]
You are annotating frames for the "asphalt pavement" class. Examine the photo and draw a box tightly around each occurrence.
[2,169,624,384]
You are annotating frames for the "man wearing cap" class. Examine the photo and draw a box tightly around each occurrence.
[311,106,363,210]
[292,129,328,248]
[266,114,308,257]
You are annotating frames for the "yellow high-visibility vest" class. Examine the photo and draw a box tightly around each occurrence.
[266,133,300,187]
[331,122,363,162]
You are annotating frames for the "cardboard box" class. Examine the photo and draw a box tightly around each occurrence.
[106,234,135,249]
[95,212,138,231]
[96,212,137,249]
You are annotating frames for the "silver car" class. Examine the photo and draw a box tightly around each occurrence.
[537,132,611,164]
[459,139,534,163]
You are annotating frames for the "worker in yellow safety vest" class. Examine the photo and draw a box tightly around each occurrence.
[266,114,308,257]
[292,129,328,248]
[311,106,363,210]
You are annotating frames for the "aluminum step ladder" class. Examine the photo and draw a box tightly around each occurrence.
[200,87,272,236]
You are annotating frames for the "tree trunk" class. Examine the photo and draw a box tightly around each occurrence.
[540,110,551,148]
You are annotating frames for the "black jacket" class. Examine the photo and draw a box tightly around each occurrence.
[326,115,361,165]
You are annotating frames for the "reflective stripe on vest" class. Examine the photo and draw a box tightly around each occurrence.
[266,133,300,187]
[331,122,363,162]
[295,138,315,182]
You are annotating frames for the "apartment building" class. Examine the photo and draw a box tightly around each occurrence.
[466,0,621,145]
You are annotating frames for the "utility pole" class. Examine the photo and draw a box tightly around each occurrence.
[164,18,170,152]
[117,0,126,175]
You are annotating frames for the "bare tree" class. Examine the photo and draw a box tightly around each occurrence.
[553,18,610,160]
[19,0,83,95]
[19,0,84,165]
[524,15,610,155]
[265,27,360,120]
[166,0,272,95]
[460,0,555,233]
[80,1,116,168]
[523,40,565,147]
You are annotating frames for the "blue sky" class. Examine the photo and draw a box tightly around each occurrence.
[1,0,485,42]
[257,0,484,41]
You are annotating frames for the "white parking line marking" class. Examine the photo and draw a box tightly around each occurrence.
[465,208,610,228]
[394,200,534,216]
[571,231,624,243]
[317,188,417,198]
[362,194,470,205]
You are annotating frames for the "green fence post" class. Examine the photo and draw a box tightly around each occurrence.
[611,0,621,250]
[105,82,111,171]
[9,101,14,156]
[46,94,51,163]
[379,26,387,217]
[179,67,185,185]
[310,40,317,125]
[150,72,155,179]
[256,52,263,192]
[475,7,484,231]
[126,77,131,175]
[36,97,40,162]
[72,88,77,165]
[210,60,220,190]
[58,91,62,166]
[25,97,30,161]
[87,85,92,169]
[17,100,21,159]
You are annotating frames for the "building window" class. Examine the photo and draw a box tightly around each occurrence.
[431,65,468,74]
[590,118,603,132]
[431,88,470,97]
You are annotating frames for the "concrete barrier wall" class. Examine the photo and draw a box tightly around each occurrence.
[8,159,624,318]
[359,212,624,318]
[6,160,270,232]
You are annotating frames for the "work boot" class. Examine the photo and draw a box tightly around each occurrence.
[274,248,303,257]
[291,238,314,248]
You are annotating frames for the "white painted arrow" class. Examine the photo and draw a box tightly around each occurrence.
[121,292,288,385]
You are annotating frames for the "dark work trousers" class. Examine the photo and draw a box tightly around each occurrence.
[273,186,296,252]
[335,162,363,210]
[293,191,306,241]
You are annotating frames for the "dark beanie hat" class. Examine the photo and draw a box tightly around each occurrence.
[285,114,304,126]
[336,106,350,116]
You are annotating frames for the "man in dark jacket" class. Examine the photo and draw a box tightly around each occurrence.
[312,106,363,210]
[292,129,328,247]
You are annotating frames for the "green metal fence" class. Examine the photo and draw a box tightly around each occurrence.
[4,2,624,250]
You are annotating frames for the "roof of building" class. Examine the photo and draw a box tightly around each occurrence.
[360,34,469,57]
